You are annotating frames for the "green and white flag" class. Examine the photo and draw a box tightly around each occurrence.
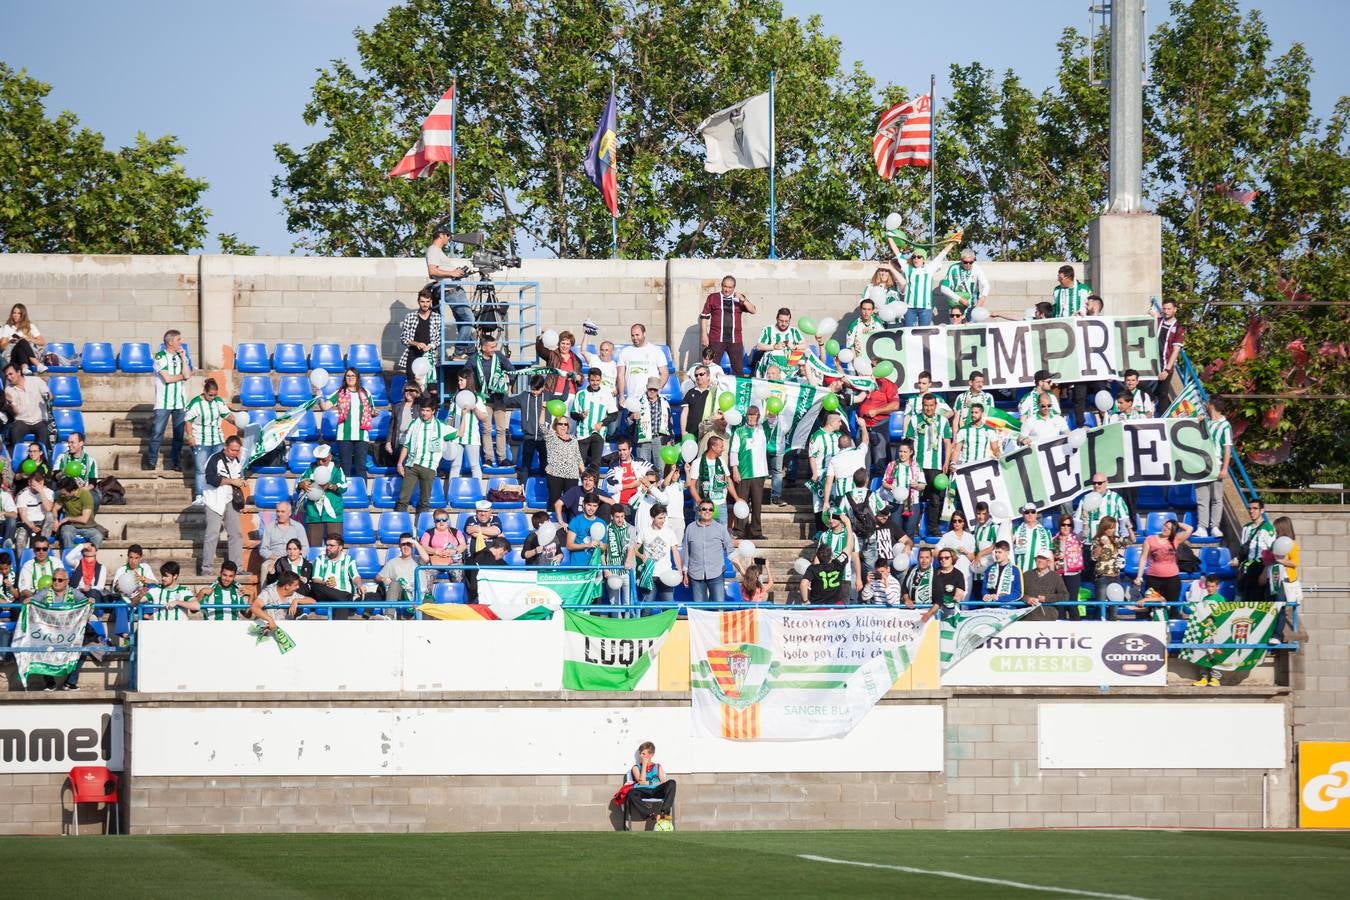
[714,374,827,452]
[1179,600,1283,672]
[247,622,297,654]
[478,566,603,610]
[13,594,92,687]
[246,396,322,471]
[562,609,678,690]
[939,607,1036,673]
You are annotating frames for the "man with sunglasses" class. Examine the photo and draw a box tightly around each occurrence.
[939,248,991,318]
[27,567,94,691]
[1075,473,1133,544]
[680,365,715,438]
[17,538,57,600]
[680,500,734,603]
[886,234,958,328]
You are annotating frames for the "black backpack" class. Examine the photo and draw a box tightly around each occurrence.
[846,492,878,540]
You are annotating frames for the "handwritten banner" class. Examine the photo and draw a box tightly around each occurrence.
[865,315,1160,390]
[954,417,1222,514]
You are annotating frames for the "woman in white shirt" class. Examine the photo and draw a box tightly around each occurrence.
[936,511,978,594]
[0,303,46,374]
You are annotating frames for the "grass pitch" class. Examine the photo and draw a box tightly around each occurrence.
[5,829,1348,898]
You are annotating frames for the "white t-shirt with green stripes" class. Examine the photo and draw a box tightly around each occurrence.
[313,553,361,594]
[1052,282,1091,317]
[757,324,804,350]
[153,350,188,410]
[201,582,245,621]
[730,425,768,480]
[954,423,995,466]
[899,260,947,310]
[403,416,453,469]
[185,394,231,447]
[570,387,615,440]
[147,584,196,620]
[953,389,995,427]
[903,414,951,470]
[448,407,480,447]
[328,390,372,441]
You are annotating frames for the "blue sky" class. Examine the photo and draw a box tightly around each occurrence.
[1,0,1343,256]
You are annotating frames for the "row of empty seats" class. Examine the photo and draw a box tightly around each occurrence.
[253,474,539,510]
[45,342,194,375]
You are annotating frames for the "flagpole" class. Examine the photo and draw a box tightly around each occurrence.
[928,72,936,244]
[449,74,458,233]
[611,70,619,260]
[768,69,778,260]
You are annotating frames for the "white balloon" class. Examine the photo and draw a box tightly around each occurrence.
[540,329,560,351]
[624,395,643,414]
[1105,582,1126,603]
[733,501,751,522]
[1067,429,1087,448]
[837,348,856,364]
[305,485,326,502]
[853,355,873,376]
[737,538,756,559]
[313,466,332,486]
[536,522,557,547]
[309,368,329,388]
[1095,390,1114,412]
[817,317,838,337]
[442,441,457,460]
[990,500,1013,519]
[606,574,625,591]
[1080,492,1103,513]
[723,409,742,427]
[877,302,898,324]
[969,306,991,323]
[659,568,683,587]
[1023,307,1038,320]
[792,557,810,576]
[884,301,906,323]
[115,572,140,596]
[884,212,903,231]
[680,440,698,463]
[456,389,477,410]
[232,411,250,429]
[411,356,432,379]
[589,521,606,542]
[1272,536,1294,557]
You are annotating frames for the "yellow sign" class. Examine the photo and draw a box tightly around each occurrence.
[1299,741,1350,829]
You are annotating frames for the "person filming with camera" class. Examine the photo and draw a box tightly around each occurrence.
[425,225,473,360]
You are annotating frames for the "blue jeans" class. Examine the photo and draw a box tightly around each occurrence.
[603,574,632,615]
[768,452,785,502]
[336,439,368,479]
[441,284,474,353]
[193,443,222,497]
[147,408,185,467]
[639,583,675,608]
[902,307,934,327]
[59,523,104,550]
[690,578,726,603]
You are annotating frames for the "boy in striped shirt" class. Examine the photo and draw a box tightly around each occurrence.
[886,236,956,327]
[1051,266,1091,317]
[570,368,617,471]
[806,412,844,514]
[310,535,364,620]
[145,328,192,471]
[398,398,453,513]
[185,377,241,506]
[1196,398,1233,538]
[144,561,198,621]
[197,560,245,621]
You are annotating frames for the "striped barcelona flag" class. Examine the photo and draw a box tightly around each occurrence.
[873,94,932,179]
[584,86,619,217]
[388,84,455,179]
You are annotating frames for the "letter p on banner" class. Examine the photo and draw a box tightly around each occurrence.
[1299,741,1350,828]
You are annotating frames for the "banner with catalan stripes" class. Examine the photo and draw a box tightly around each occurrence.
[688,608,928,741]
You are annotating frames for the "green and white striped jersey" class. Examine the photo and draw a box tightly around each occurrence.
[403,416,453,469]
[807,428,842,469]
[943,261,987,301]
[729,424,769,480]
[147,584,196,620]
[185,394,231,447]
[1011,523,1052,572]
[327,391,372,441]
[111,563,155,599]
[1051,281,1091,317]
[448,406,480,446]
[1208,415,1233,460]
[902,393,952,431]
[153,349,188,410]
[953,389,995,426]
[1080,489,1130,540]
[903,414,951,470]
[570,387,615,440]
[819,525,852,561]
[954,423,995,465]
[756,324,804,349]
[845,316,885,353]
[899,261,938,310]
[974,519,1003,554]
[313,553,361,594]
[53,451,99,486]
[201,582,245,620]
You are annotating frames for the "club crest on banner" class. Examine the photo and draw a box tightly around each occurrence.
[698,642,776,710]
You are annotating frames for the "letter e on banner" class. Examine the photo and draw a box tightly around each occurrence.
[1127,422,1171,483]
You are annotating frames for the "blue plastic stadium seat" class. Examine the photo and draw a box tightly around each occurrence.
[361,375,389,407]
[320,410,339,442]
[371,477,401,509]
[508,408,524,442]
[117,342,154,374]
[888,411,907,440]
[661,374,683,405]
[271,343,308,373]
[53,409,85,441]
[655,344,675,371]
[45,342,78,373]
[446,477,483,510]
[348,546,382,580]
[1168,484,1198,509]
[1122,545,1142,578]
[724,581,744,602]
[342,511,376,545]
[485,477,524,509]
[239,375,277,408]
[277,375,313,408]
[235,343,270,373]
[411,479,448,510]
[498,511,530,543]
[506,549,527,568]
[433,582,467,604]
[287,411,319,442]
[525,477,549,508]
[1135,486,1169,510]
[252,476,291,510]
[347,344,382,375]
[343,478,371,510]
[369,410,391,442]
[1168,619,1188,643]
[248,409,278,430]
[1201,546,1233,575]
[317,374,342,398]
[378,511,414,544]
[287,442,317,474]
[1144,511,1180,536]
[48,376,83,408]
[81,342,116,374]
[390,374,407,397]
[309,344,344,372]
[416,511,437,536]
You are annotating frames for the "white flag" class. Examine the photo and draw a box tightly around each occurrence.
[696,92,772,173]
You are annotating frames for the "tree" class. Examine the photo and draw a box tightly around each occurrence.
[272,0,915,259]
[216,233,259,255]
[0,63,209,254]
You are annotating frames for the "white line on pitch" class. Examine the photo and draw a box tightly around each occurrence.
[797,854,1158,900]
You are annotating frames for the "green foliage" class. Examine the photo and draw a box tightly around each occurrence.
[216,233,259,255]
[0,63,209,254]
[272,0,914,259]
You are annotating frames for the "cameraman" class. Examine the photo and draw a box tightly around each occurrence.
[425,226,474,360]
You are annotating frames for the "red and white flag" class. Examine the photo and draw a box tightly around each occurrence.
[872,94,932,179]
[387,85,455,179]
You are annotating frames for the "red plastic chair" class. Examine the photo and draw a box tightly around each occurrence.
[67,766,119,835]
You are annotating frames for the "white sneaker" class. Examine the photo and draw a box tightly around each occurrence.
[191,495,203,506]
[1193,527,1209,539]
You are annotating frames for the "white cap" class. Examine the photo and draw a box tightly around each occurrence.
[313,444,332,459]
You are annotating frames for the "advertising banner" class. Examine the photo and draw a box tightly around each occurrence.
[941,621,1169,686]
[1299,741,1350,829]
[562,609,678,690]
[0,704,124,773]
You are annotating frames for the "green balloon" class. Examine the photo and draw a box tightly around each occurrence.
[764,395,784,415]
[798,317,817,336]
[932,473,951,492]
[20,458,36,475]
[717,392,736,412]
[825,339,841,357]
[36,575,51,591]
[65,460,85,478]
[546,399,567,418]
[873,360,896,379]
[821,393,841,413]
[660,444,681,466]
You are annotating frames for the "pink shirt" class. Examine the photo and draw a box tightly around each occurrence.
[1143,535,1180,578]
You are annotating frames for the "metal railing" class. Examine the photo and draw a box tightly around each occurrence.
[437,279,541,363]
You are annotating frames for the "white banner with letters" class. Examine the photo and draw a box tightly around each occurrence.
[0,704,124,773]
[941,621,1168,686]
